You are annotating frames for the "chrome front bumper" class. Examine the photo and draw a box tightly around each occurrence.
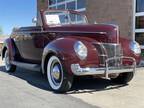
[71,56,136,79]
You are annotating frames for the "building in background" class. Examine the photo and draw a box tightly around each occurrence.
[37,0,144,51]
[48,0,86,13]
[134,0,144,49]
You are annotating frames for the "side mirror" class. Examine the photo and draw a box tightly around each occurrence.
[32,17,37,24]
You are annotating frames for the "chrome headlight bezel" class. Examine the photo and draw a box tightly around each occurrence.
[74,41,88,60]
[130,41,141,55]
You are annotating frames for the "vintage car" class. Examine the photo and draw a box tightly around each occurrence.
[1,9,141,93]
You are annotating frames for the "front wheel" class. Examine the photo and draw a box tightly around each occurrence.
[47,56,73,93]
[4,50,16,72]
[111,72,134,84]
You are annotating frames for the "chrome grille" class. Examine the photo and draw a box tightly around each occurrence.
[102,43,122,58]
[93,43,123,66]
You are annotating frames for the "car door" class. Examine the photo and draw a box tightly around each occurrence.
[11,30,24,59]
[19,26,44,63]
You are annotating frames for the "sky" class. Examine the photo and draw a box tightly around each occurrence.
[0,0,36,35]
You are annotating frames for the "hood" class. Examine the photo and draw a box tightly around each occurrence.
[45,24,118,43]
[46,24,117,33]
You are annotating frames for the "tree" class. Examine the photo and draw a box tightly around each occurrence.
[0,26,3,35]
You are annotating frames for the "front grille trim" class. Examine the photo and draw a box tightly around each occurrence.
[93,43,123,66]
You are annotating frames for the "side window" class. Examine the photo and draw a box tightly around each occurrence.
[59,14,69,24]
[69,14,76,24]
[69,13,87,24]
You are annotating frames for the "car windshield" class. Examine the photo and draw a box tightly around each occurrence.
[44,11,88,25]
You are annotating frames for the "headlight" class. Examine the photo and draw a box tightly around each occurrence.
[130,41,141,55]
[74,41,88,60]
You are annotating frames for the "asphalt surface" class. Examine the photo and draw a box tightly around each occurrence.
[0,59,144,108]
[0,64,98,108]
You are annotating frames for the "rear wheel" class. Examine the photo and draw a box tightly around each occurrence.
[4,50,16,72]
[111,72,134,84]
[47,56,73,93]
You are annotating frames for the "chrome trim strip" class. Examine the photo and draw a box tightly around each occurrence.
[16,31,107,34]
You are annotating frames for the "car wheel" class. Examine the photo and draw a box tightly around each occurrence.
[4,50,16,72]
[47,56,73,93]
[111,72,134,84]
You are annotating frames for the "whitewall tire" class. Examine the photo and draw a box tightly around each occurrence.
[4,50,16,72]
[111,72,134,84]
[47,56,73,93]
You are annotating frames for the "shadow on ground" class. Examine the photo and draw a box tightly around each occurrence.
[0,65,128,94]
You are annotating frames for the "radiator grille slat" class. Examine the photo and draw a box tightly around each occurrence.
[94,43,123,66]
[103,43,122,58]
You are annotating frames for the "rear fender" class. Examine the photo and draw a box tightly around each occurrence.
[2,38,16,61]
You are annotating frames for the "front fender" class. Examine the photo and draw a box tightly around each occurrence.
[42,37,79,75]
[120,37,141,65]
[41,37,99,75]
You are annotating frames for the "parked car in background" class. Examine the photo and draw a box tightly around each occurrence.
[1,9,141,93]
[0,37,6,56]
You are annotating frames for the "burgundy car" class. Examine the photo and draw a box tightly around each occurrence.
[1,9,141,93]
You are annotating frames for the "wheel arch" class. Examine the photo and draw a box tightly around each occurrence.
[42,51,56,75]
[1,38,18,61]
[2,46,7,60]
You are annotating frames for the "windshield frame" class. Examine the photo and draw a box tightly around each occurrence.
[43,10,88,26]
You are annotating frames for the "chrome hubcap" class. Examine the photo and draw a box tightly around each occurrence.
[50,61,62,86]
[52,65,60,80]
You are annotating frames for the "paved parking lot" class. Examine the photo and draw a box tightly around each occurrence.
[0,59,144,108]
[70,68,144,108]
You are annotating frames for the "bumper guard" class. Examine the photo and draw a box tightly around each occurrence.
[71,56,136,79]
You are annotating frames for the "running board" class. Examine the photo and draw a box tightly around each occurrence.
[11,61,41,72]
